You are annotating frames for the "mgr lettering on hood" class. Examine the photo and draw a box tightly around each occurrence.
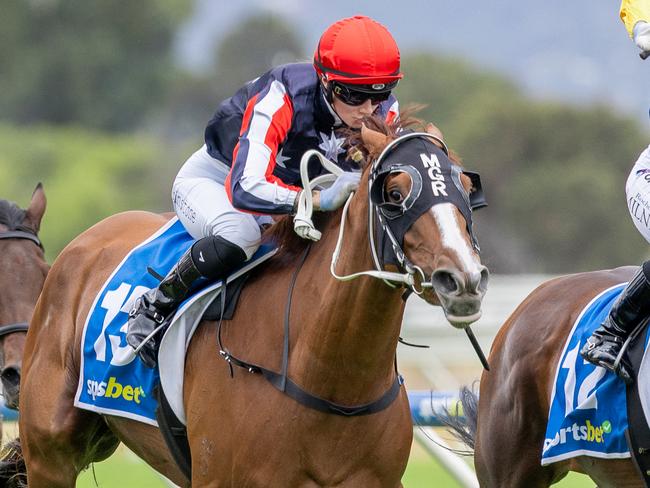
[420,152,448,197]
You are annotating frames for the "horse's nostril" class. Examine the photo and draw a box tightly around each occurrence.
[479,267,490,293]
[432,270,459,294]
[1,366,21,386]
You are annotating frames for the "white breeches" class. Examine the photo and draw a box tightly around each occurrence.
[172,146,271,259]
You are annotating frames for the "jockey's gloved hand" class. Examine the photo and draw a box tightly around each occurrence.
[634,21,650,52]
[318,171,361,211]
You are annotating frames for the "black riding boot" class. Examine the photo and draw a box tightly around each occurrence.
[127,235,247,368]
[580,263,650,384]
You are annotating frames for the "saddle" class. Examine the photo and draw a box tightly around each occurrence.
[156,273,249,481]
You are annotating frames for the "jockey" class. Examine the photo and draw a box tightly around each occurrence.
[580,1,650,382]
[620,0,650,53]
[126,15,402,368]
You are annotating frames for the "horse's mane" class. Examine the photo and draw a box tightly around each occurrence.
[262,109,460,263]
[0,200,26,231]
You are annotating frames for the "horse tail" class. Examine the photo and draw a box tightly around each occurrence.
[438,385,479,454]
[0,438,26,487]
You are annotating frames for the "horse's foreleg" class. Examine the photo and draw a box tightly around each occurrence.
[20,399,119,487]
[20,354,119,487]
[574,457,644,487]
[474,368,563,487]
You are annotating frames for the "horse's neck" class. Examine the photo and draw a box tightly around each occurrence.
[292,198,405,402]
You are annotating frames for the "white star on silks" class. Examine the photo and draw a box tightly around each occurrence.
[318,131,346,161]
[275,148,290,168]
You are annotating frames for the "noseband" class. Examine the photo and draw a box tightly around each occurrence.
[0,228,43,338]
[0,229,43,250]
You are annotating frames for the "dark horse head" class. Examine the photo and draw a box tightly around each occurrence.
[0,184,48,409]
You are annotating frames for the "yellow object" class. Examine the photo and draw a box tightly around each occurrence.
[620,0,650,37]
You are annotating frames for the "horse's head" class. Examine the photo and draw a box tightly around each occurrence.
[0,184,48,408]
[354,118,489,327]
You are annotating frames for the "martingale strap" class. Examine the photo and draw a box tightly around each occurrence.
[217,244,404,417]
[222,352,404,416]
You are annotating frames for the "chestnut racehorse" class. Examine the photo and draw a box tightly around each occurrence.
[0,185,48,412]
[451,267,647,487]
[13,118,488,487]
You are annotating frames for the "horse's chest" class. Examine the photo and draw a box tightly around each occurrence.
[229,417,410,486]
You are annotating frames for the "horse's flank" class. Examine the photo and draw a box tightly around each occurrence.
[450,267,645,487]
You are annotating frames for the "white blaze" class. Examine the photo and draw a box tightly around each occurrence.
[431,203,482,274]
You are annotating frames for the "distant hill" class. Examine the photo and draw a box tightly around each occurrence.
[174,0,650,125]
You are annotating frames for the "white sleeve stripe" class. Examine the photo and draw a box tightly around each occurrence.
[239,80,295,205]
[387,99,399,120]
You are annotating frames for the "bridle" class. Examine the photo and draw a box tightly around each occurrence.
[0,228,44,338]
[294,132,486,294]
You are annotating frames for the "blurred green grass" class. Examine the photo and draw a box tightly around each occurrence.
[0,421,597,487]
[72,442,597,487]
[76,445,169,487]
[4,422,594,488]
[402,443,594,487]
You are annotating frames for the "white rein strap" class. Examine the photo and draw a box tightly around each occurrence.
[293,150,340,241]
[292,150,421,289]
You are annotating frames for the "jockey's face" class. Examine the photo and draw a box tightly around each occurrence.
[332,96,375,128]
[323,79,376,128]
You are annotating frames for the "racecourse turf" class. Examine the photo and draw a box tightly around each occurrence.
[73,443,596,487]
[0,421,595,487]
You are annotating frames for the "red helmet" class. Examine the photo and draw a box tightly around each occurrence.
[314,15,403,86]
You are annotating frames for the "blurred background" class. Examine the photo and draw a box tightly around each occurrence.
[2,0,650,273]
[2,0,649,273]
[2,0,649,486]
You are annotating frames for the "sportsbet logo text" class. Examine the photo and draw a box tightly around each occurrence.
[543,420,610,453]
[87,377,146,403]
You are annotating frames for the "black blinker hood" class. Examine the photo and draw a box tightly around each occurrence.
[370,134,485,266]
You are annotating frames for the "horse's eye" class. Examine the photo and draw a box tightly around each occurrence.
[387,189,404,203]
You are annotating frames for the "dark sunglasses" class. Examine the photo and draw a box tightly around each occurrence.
[331,81,394,106]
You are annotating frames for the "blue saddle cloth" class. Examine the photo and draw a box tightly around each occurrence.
[73,217,274,425]
[542,283,641,464]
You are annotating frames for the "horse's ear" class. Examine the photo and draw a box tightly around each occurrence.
[425,123,444,140]
[425,123,447,150]
[460,173,473,194]
[24,182,46,233]
[361,124,389,155]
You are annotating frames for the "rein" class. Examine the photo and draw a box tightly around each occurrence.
[296,132,462,294]
[294,147,429,293]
